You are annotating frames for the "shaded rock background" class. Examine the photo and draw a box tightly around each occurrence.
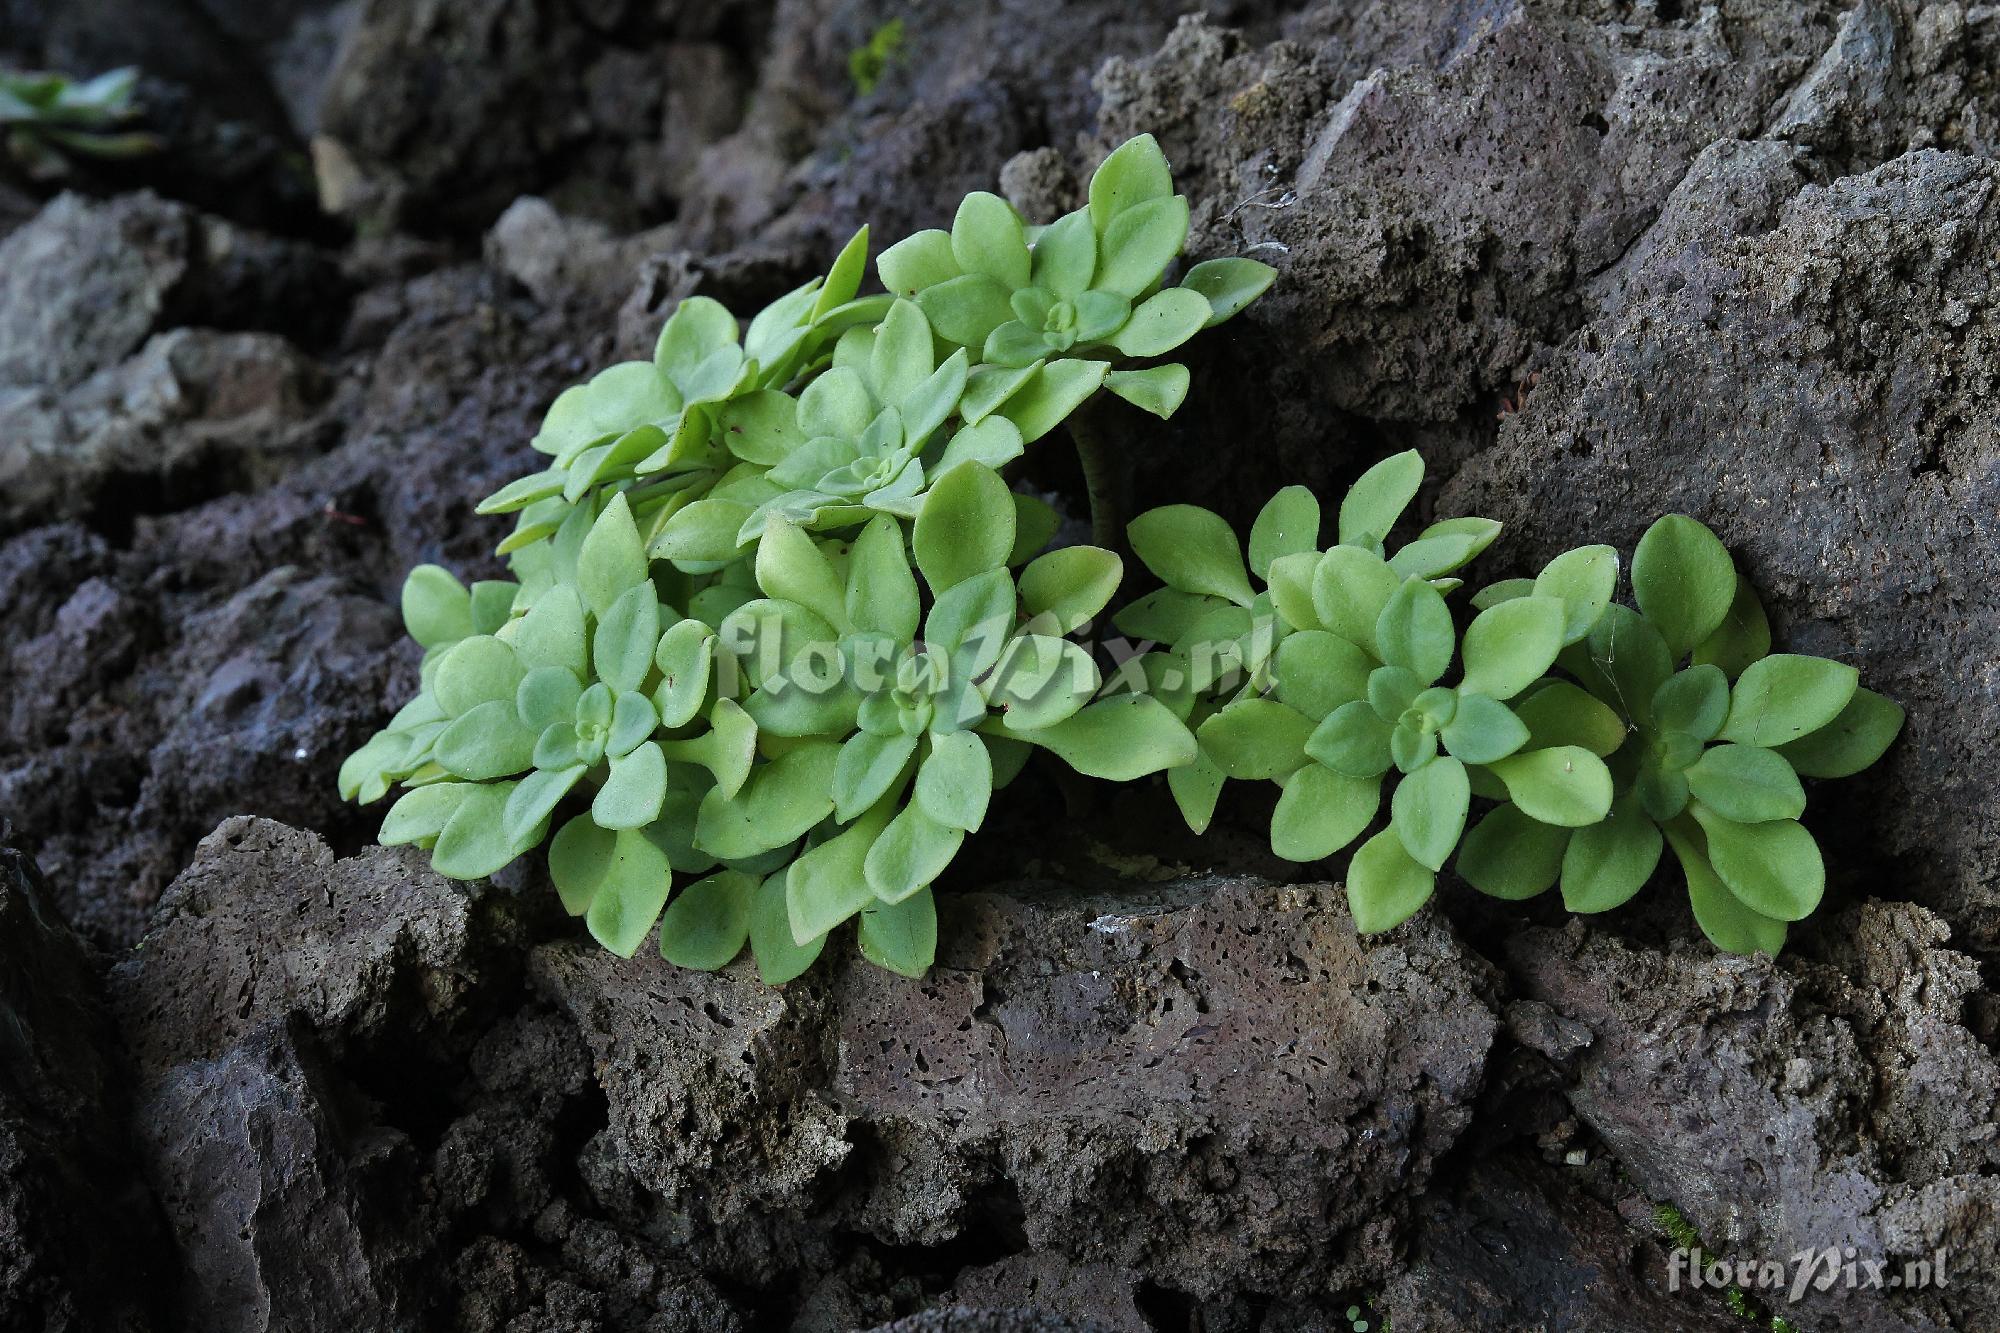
[0,0,1996,1329]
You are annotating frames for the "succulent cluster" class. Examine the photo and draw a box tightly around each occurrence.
[1124,458,1901,952]
[345,135,1257,979]
[347,134,1898,981]
[1,67,159,178]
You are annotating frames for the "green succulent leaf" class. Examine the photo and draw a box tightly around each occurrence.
[1180,257,1277,326]
[865,803,965,904]
[434,700,538,780]
[594,584,663,694]
[1668,825,1787,955]
[1718,654,1859,747]
[1197,698,1314,780]
[575,493,649,618]
[534,361,680,458]
[1088,133,1173,232]
[1271,763,1379,862]
[1650,665,1730,742]
[1128,505,1255,608]
[1583,605,1674,728]
[1305,701,1395,778]
[750,868,825,984]
[402,565,473,649]
[925,568,1015,677]
[1246,486,1320,582]
[1374,579,1454,684]
[1689,806,1823,922]
[994,358,1108,442]
[988,635,1096,731]
[857,889,938,977]
[1108,288,1213,358]
[1168,746,1227,834]
[1774,686,1903,779]
[1005,694,1196,780]
[1338,451,1424,547]
[651,497,755,565]
[1439,691,1531,764]
[1264,551,1321,632]
[1019,545,1122,634]
[1560,795,1662,913]
[1346,828,1435,933]
[1508,683,1620,758]
[916,729,993,831]
[1388,517,1502,580]
[915,462,1016,592]
[1459,596,1565,701]
[833,730,919,822]
[1632,514,1737,659]
[380,782,471,848]
[593,741,669,830]
[1457,804,1568,901]
[1685,743,1806,823]
[504,764,585,846]
[695,741,840,860]
[1486,746,1614,827]
[1103,364,1190,419]
[1031,210,1097,297]
[1532,545,1619,644]
[788,798,895,941]
[507,583,587,674]
[757,518,849,632]
[583,833,674,958]
[657,870,756,970]
[1095,194,1190,298]
[1274,630,1373,721]
[879,228,958,298]
[1311,547,1401,656]
[653,620,716,728]
[433,636,527,718]
[952,191,1031,288]
[1391,754,1469,871]
[1691,577,1772,678]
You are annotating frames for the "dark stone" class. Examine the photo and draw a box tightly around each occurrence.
[0,828,169,1331]
[533,875,1500,1299]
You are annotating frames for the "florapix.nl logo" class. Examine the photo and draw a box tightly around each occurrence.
[1670,1245,1949,1303]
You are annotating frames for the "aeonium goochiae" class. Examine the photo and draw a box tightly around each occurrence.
[344,132,1899,979]
[1454,513,1903,955]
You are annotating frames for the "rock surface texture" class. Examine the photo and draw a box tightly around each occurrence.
[0,0,1995,1327]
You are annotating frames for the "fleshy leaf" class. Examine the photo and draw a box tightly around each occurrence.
[1690,806,1824,922]
[1560,795,1662,913]
[914,462,1016,592]
[1338,450,1423,547]
[1346,828,1435,933]
[1270,763,1378,862]
[1457,804,1567,900]
[1128,504,1255,607]
[1486,746,1614,827]
[658,870,756,970]
[1459,596,1565,700]
[857,889,938,977]
[1718,654,1859,747]
[1391,754,1469,871]
[1774,686,1903,778]
[1632,514,1737,658]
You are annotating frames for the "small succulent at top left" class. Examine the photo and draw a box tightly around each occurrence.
[1,67,160,179]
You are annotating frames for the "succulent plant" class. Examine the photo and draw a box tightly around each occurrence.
[1,66,159,178]
[346,131,1895,980]
[1455,514,1903,953]
[1119,452,1615,930]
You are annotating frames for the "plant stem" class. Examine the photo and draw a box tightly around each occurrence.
[1067,401,1125,551]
